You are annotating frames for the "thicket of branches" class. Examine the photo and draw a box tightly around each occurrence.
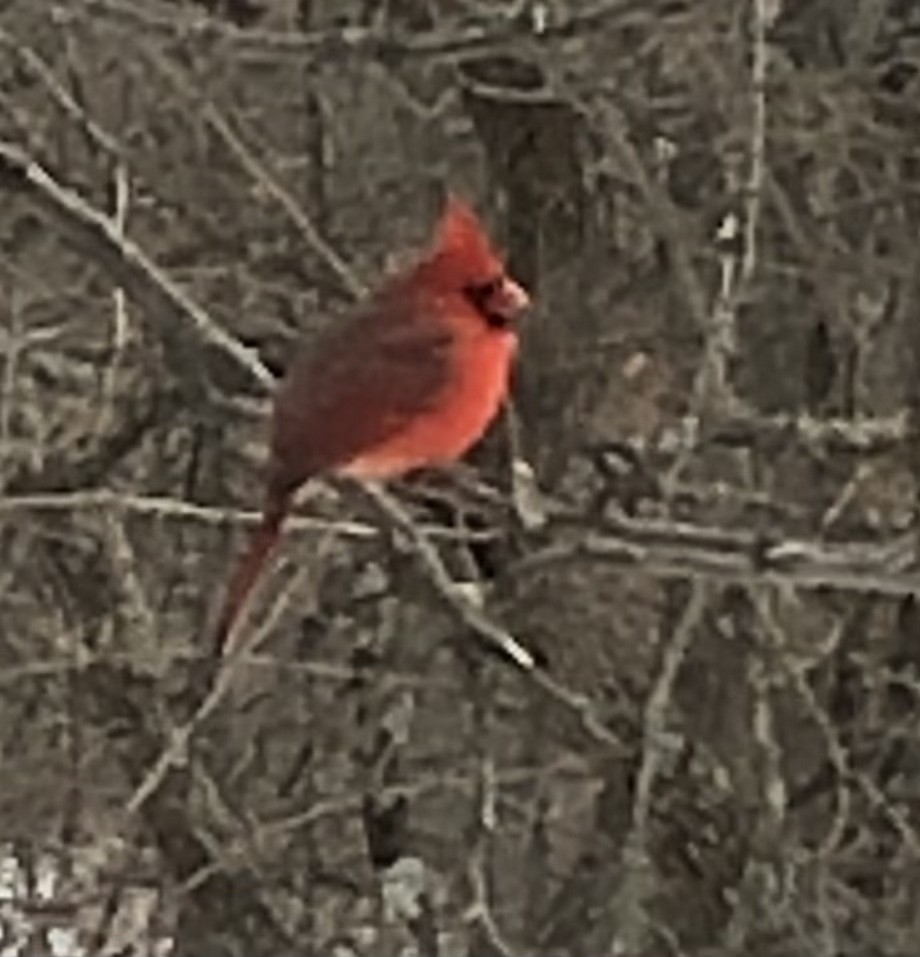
[1,0,919,954]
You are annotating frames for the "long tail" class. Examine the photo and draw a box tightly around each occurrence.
[212,496,288,655]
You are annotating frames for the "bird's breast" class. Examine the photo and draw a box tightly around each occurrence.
[340,328,516,478]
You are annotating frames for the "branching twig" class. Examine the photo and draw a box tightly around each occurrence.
[783,644,920,856]
[702,411,908,456]
[124,560,313,817]
[71,0,651,63]
[360,483,626,751]
[0,487,499,544]
[361,482,535,671]
[0,29,122,161]
[0,140,273,395]
[464,652,515,956]
[610,583,709,954]
[143,51,366,301]
[528,512,919,600]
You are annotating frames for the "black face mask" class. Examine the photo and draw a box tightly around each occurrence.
[463,275,513,329]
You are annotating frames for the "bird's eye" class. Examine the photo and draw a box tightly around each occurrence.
[463,275,504,311]
[472,276,504,299]
[463,275,509,328]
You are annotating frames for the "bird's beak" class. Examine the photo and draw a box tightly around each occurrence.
[501,275,531,316]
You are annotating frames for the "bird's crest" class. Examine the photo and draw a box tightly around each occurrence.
[432,196,503,274]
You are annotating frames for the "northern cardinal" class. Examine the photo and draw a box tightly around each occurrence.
[213,197,530,651]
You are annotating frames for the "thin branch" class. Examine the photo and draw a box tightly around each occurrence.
[359,483,626,752]
[0,28,124,161]
[524,512,920,600]
[0,488,495,542]
[144,51,366,300]
[2,381,171,496]
[742,0,770,285]
[180,757,584,894]
[361,482,535,670]
[610,583,709,954]
[464,653,515,957]
[70,0,653,64]
[0,140,273,396]
[633,584,708,836]
[96,145,132,436]
[780,636,920,856]
[100,510,158,656]
[702,410,908,456]
[124,560,313,816]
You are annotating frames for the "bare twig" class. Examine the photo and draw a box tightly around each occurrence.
[701,0,769,409]
[702,410,908,456]
[0,28,124,161]
[742,0,771,286]
[179,757,584,894]
[360,482,535,670]
[0,488,495,542]
[360,483,626,751]
[610,583,709,954]
[0,140,273,395]
[523,511,919,600]
[124,560,313,817]
[784,644,920,856]
[97,150,132,435]
[0,273,22,467]
[464,655,515,957]
[143,51,366,300]
[70,0,654,64]
[100,510,158,654]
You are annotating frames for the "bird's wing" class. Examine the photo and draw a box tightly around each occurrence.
[270,294,456,489]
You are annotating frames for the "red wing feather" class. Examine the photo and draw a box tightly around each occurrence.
[269,295,455,494]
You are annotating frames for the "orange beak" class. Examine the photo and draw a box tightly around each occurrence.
[500,274,531,317]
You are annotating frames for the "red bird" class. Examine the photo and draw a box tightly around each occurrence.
[213,197,530,651]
